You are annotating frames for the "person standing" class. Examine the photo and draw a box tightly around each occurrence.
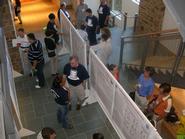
[44,30,58,76]
[91,27,112,65]
[57,2,71,23]
[50,75,73,129]
[16,28,30,75]
[47,13,60,45]
[85,8,98,46]
[63,56,89,110]
[76,0,88,28]
[27,33,45,89]
[14,0,22,24]
[135,66,155,111]
[98,0,110,29]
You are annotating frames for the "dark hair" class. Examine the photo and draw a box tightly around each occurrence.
[69,55,79,62]
[52,74,63,89]
[144,66,154,76]
[101,28,111,39]
[80,24,86,30]
[86,8,92,13]
[27,33,36,40]
[107,64,117,71]
[41,127,56,139]
[159,83,171,94]
[93,133,104,139]
[18,28,24,32]
[45,30,53,37]
[49,13,55,20]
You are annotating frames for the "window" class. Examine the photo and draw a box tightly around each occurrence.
[111,0,122,10]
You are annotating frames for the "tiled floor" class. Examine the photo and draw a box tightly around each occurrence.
[15,55,119,139]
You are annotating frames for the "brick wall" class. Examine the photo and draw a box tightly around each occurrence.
[0,0,23,73]
[136,0,165,34]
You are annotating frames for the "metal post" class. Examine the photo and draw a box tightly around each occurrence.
[171,40,185,83]
[133,13,138,32]
[140,38,149,70]
[123,13,127,31]
[119,38,124,68]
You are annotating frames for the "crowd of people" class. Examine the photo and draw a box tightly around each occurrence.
[15,0,175,138]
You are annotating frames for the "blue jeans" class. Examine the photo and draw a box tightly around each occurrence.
[35,59,45,87]
[57,104,68,128]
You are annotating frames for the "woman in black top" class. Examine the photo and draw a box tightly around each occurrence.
[47,13,60,44]
[44,30,58,76]
[51,75,72,129]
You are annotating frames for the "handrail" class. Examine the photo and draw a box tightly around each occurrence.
[121,28,180,39]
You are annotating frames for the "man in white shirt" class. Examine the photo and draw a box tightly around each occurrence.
[16,28,30,75]
[76,0,88,28]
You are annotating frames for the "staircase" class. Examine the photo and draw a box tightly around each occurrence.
[119,29,185,89]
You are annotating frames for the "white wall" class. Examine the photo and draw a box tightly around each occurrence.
[114,0,139,28]
[84,0,100,16]
[161,8,180,55]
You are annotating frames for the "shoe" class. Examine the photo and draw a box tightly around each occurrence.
[76,104,81,110]
[35,85,41,89]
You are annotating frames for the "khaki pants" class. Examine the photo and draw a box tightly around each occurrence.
[135,92,148,112]
[68,84,85,104]
[50,56,58,74]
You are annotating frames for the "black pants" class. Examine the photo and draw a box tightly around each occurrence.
[36,60,45,87]
[87,31,97,46]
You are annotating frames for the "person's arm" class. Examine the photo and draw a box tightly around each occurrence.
[164,98,172,117]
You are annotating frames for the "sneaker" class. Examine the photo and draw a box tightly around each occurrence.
[76,104,81,110]
[35,85,41,89]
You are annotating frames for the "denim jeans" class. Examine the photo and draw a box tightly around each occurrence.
[36,59,45,87]
[57,104,68,128]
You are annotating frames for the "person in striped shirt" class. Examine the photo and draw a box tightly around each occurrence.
[27,33,45,88]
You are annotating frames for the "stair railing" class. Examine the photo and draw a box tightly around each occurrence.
[119,28,183,85]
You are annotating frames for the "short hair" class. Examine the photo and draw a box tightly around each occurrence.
[41,127,56,139]
[60,2,66,7]
[69,55,79,62]
[159,83,171,94]
[27,33,36,40]
[144,66,154,76]
[18,28,24,32]
[48,13,55,20]
[86,8,92,13]
[93,133,104,139]
[45,30,53,37]
[101,28,111,41]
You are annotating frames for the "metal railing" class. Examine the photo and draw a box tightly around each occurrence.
[119,28,184,84]
[110,10,138,32]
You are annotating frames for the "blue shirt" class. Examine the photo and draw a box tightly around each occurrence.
[137,74,154,97]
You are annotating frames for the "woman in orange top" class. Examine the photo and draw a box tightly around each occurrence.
[107,64,119,81]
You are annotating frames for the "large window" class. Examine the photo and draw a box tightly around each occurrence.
[110,0,122,10]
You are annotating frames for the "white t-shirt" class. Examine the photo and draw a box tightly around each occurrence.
[17,35,29,49]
